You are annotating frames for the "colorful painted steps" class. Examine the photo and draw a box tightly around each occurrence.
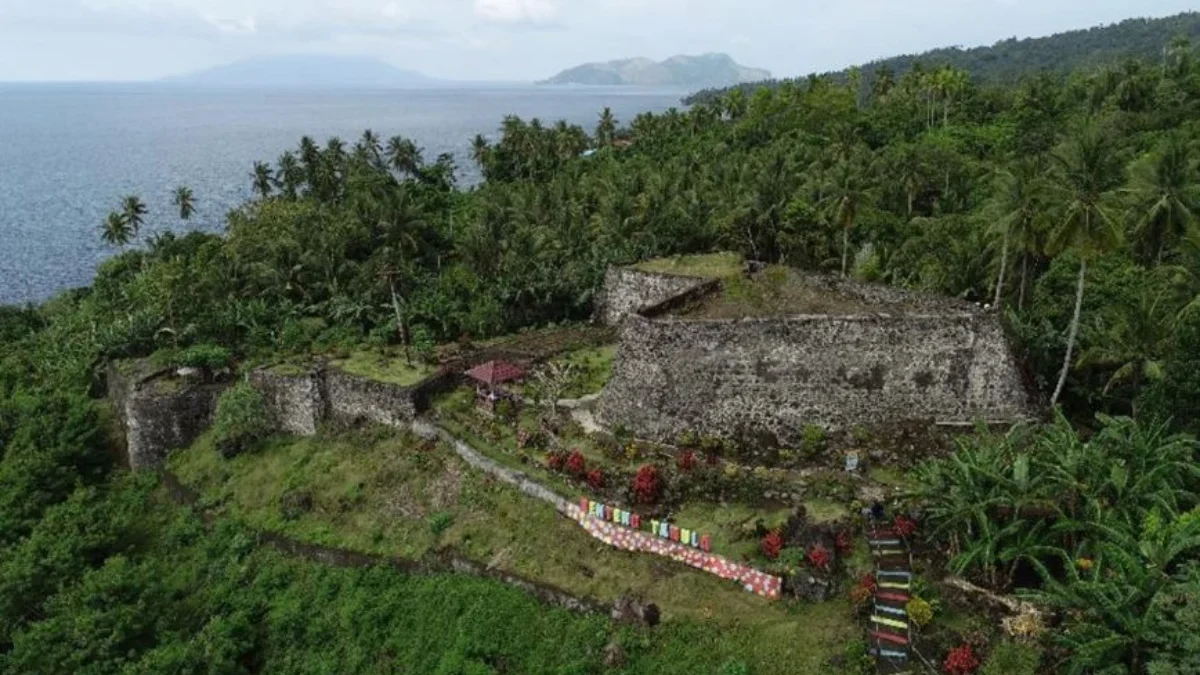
[866,523,915,673]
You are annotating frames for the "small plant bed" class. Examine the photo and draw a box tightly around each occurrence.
[449,323,617,362]
[166,424,861,674]
[330,348,437,386]
[553,343,618,398]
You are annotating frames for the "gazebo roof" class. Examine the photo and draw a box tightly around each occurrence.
[465,360,525,387]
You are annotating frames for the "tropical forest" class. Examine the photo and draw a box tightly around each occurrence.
[3,16,1200,675]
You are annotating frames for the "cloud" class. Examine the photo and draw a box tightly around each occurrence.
[473,0,559,25]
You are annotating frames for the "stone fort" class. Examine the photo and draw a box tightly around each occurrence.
[597,258,1034,447]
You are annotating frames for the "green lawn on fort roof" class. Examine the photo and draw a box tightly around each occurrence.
[633,251,744,278]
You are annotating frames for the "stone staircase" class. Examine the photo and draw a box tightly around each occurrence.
[867,527,914,674]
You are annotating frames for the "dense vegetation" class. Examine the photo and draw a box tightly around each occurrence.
[3,25,1200,675]
[686,12,1200,105]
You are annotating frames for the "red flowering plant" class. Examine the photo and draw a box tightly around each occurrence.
[835,530,854,555]
[546,450,566,471]
[807,543,832,570]
[943,644,980,675]
[565,449,586,476]
[760,530,784,560]
[586,469,605,490]
[849,574,876,606]
[632,464,662,504]
[894,514,918,538]
[677,449,697,471]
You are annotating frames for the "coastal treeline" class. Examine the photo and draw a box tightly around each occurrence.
[3,32,1200,674]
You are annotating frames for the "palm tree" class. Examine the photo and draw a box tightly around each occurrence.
[1047,124,1126,407]
[251,161,274,199]
[1077,282,1175,415]
[359,129,382,165]
[120,195,147,237]
[987,157,1047,309]
[277,151,302,198]
[471,134,490,169]
[595,107,617,147]
[820,157,876,277]
[171,186,195,221]
[100,211,132,249]
[1124,133,1198,265]
[386,136,422,177]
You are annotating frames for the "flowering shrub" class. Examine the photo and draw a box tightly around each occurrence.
[849,584,872,606]
[546,450,566,471]
[907,597,934,627]
[943,644,980,675]
[632,464,662,504]
[860,574,877,593]
[678,449,697,471]
[760,530,784,560]
[566,449,586,476]
[835,530,854,555]
[807,544,832,570]
[586,469,605,490]
[894,514,918,538]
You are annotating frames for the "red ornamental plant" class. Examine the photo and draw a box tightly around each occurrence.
[894,514,918,538]
[943,644,980,675]
[860,573,877,594]
[586,469,605,490]
[807,543,832,570]
[760,530,784,560]
[677,449,697,471]
[566,449,586,476]
[546,451,565,471]
[632,464,662,504]
[835,530,853,555]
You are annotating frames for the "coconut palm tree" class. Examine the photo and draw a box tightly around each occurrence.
[986,157,1048,309]
[820,156,876,277]
[1077,282,1176,415]
[1047,124,1126,408]
[120,195,147,238]
[277,151,302,198]
[171,186,195,221]
[1124,132,1198,265]
[386,136,422,178]
[471,134,490,169]
[595,107,617,146]
[359,129,382,166]
[100,211,132,249]
[251,161,274,199]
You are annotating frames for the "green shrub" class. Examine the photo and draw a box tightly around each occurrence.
[718,660,751,675]
[212,382,270,458]
[801,424,827,456]
[176,344,233,371]
[428,511,454,536]
[979,641,1041,675]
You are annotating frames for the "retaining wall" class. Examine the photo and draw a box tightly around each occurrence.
[597,267,711,325]
[600,312,1031,446]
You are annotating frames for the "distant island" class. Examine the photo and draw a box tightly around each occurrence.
[538,53,770,87]
[161,55,438,88]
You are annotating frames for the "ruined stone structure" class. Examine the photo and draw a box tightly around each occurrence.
[599,267,1033,446]
[112,361,450,470]
[597,267,711,325]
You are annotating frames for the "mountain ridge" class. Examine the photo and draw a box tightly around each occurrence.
[161,55,439,88]
[539,53,770,87]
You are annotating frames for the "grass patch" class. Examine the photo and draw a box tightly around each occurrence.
[331,350,435,387]
[168,426,858,674]
[634,251,744,279]
[868,466,915,490]
[683,266,882,319]
[803,499,850,524]
[267,362,311,377]
[557,343,618,398]
[673,501,793,560]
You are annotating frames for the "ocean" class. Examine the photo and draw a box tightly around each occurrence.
[0,84,688,305]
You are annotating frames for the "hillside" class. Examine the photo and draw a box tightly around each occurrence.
[685,11,1200,104]
[539,53,769,87]
[162,54,438,88]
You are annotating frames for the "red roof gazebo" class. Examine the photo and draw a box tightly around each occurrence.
[464,360,525,388]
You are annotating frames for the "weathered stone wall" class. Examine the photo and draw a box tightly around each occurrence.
[323,369,420,428]
[599,312,1031,446]
[122,380,229,470]
[248,368,323,436]
[597,267,710,325]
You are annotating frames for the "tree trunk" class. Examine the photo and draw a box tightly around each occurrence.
[389,278,412,365]
[1019,255,1028,311]
[943,98,949,126]
[993,227,1010,309]
[907,189,914,218]
[1051,258,1087,408]
[841,227,850,277]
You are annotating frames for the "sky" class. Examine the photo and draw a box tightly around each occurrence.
[0,0,1194,82]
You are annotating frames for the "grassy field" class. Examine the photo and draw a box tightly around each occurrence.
[331,349,436,386]
[557,343,618,398]
[168,426,860,674]
[634,252,744,279]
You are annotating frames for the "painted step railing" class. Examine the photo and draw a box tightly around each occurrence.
[867,527,914,674]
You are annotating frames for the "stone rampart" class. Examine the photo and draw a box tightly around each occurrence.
[248,368,323,436]
[597,267,711,325]
[599,311,1032,446]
